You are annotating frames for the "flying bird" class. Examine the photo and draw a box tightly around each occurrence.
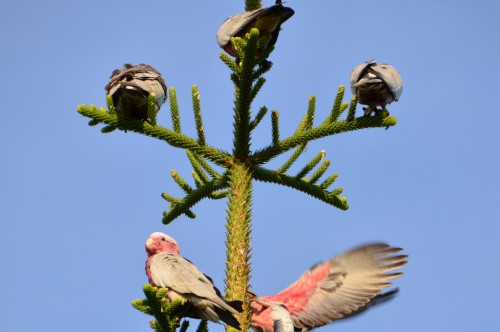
[217,0,294,60]
[350,61,403,115]
[145,232,242,330]
[250,243,408,332]
[105,63,167,121]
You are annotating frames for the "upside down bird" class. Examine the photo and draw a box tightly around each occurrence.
[144,233,407,331]
[105,63,167,122]
[350,60,403,115]
[217,0,294,65]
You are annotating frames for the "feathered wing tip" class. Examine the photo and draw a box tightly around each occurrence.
[286,243,407,330]
[340,287,400,320]
[213,304,242,330]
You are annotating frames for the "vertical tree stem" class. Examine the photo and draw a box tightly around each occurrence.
[245,0,262,11]
[225,161,253,332]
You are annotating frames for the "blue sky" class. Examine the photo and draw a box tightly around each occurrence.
[1,0,499,331]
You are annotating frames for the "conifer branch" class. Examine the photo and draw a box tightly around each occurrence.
[220,53,240,73]
[233,30,261,159]
[132,284,189,332]
[309,159,331,184]
[250,106,268,131]
[347,95,358,121]
[245,0,261,11]
[171,170,193,194]
[253,166,348,210]
[209,190,230,200]
[320,173,339,189]
[170,87,182,133]
[271,110,279,145]
[192,85,206,145]
[275,143,306,173]
[77,104,232,166]
[305,95,316,129]
[186,151,211,185]
[192,153,222,179]
[147,94,158,126]
[225,163,253,332]
[251,114,397,165]
[162,173,230,224]
[295,150,325,179]
[106,95,116,115]
[322,86,350,125]
[249,77,266,104]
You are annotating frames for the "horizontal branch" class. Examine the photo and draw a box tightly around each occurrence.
[253,167,348,210]
[77,105,232,166]
[251,115,397,165]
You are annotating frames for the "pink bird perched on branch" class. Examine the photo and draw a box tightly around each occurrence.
[249,243,408,332]
[145,233,407,332]
[145,232,242,330]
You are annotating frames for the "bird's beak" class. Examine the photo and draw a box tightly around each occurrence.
[145,238,153,251]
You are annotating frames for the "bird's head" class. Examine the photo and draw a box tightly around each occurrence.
[145,232,180,256]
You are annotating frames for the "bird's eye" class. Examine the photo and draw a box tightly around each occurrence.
[161,237,166,242]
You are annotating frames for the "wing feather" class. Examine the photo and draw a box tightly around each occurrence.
[148,252,238,314]
[261,243,407,330]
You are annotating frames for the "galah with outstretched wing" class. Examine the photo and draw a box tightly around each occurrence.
[105,63,167,121]
[250,243,408,332]
[145,232,242,330]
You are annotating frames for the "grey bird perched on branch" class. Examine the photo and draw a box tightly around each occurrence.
[350,61,403,115]
[105,63,167,122]
[216,0,294,63]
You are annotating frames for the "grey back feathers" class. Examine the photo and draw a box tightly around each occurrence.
[148,252,241,329]
[105,63,167,121]
[350,61,402,108]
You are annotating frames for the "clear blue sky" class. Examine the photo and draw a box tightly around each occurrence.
[1,1,499,331]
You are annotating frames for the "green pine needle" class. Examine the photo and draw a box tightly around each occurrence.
[171,170,193,193]
[271,110,280,145]
[295,150,325,179]
[147,93,158,126]
[275,143,306,173]
[347,95,358,121]
[169,87,182,133]
[309,160,331,184]
[192,85,205,145]
[250,106,268,130]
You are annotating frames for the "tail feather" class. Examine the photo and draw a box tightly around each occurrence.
[214,306,241,330]
[227,300,244,312]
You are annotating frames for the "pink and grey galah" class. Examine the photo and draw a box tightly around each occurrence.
[145,233,407,332]
[249,243,407,332]
[145,232,242,330]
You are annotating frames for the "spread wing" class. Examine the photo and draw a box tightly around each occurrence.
[261,243,407,330]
